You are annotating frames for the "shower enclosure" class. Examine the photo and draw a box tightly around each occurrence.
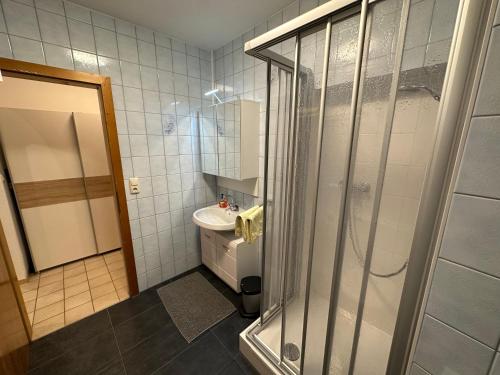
[243,0,482,373]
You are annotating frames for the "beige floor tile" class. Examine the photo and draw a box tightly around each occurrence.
[63,264,86,279]
[32,313,64,340]
[104,251,123,264]
[107,261,125,272]
[110,268,127,281]
[112,276,128,290]
[25,299,36,314]
[65,290,91,311]
[88,273,112,289]
[90,282,116,299]
[93,291,119,312]
[63,259,84,271]
[116,287,130,301]
[20,277,39,293]
[87,266,108,280]
[36,290,64,309]
[85,260,106,272]
[65,302,94,325]
[84,255,104,265]
[65,273,87,288]
[34,301,64,325]
[39,272,63,287]
[65,281,89,298]
[23,289,38,303]
[40,267,63,278]
[37,281,63,297]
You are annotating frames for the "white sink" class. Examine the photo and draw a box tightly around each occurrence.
[192,204,238,231]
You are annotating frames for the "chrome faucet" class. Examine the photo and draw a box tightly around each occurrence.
[225,194,239,212]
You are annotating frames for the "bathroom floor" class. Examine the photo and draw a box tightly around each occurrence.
[28,265,256,374]
[20,249,129,340]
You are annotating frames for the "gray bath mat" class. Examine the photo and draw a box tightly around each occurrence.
[157,272,236,342]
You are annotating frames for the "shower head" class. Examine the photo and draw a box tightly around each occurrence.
[398,84,441,101]
[204,88,223,104]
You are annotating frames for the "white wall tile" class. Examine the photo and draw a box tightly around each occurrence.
[94,26,118,58]
[120,61,141,88]
[154,32,170,48]
[91,11,114,31]
[149,155,166,176]
[129,134,148,156]
[10,35,45,63]
[123,86,144,112]
[117,34,138,63]
[138,40,156,67]
[0,33,12,57]
[43,43,73,69]
[172,51,187,75]
[97,56,122,84]
[140,65,158,91]
[73,49,98,73]
[474,27,500,116]
[68,19,95,53]
[3,0,40,40]
[456,116,500,199]
[64,1,90,23]
[37,9,70,47]
[35,0,64,15]
[143,90,160,114]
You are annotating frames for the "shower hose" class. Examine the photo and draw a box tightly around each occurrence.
[347,199,408,278]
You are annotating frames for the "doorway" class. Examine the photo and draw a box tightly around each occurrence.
[0,57,138,340]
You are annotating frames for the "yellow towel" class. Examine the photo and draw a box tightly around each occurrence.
[235,205,263,244]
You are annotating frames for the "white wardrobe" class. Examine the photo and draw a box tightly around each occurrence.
[0,108,121,271]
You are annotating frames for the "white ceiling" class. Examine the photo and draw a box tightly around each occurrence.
[73,0,293,50]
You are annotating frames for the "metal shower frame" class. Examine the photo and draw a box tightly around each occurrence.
[243,0,487,373]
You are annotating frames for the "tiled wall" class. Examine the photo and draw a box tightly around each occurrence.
[212,0,330,207]
[411,3,500,375]
[0,0,217,291]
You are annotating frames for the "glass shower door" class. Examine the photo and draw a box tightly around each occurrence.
[247,0,461,373]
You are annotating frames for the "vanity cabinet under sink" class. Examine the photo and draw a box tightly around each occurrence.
[200,227,259,293]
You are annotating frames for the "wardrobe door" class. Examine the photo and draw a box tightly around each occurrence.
[72,112,121,254]
[0,108,98,271]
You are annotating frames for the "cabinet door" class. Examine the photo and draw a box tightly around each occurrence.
[73,112,122,254]
[0,108,97,270]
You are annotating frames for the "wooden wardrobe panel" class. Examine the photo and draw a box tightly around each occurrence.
[88,197,121,253]
[0,109,84,182]
[0,108,98,271]
[14,178,86,208]
[72,113,110,176]
[73,112,122,254]
[22,201,97,270]
[85,175,114,199]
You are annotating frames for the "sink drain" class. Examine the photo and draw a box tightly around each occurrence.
[283,343,300,361]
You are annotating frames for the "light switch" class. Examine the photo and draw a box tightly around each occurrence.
[129,177,140,194]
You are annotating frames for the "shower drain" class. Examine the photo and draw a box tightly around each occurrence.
[283,343,301,361]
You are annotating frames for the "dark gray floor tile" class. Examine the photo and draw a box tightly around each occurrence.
[211,312,253,357]
[114,303,172,352]
[218,355,258,375]
[234,354,258,375]
[108,287,162,326]
[155,332,232,375]
[29,329,120,375]
[96,359,126,375]
[29,310,112,369]
[218,361,243,374]
[122,322,188,375]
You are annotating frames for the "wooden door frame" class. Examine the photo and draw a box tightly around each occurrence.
[0,57,139,304]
